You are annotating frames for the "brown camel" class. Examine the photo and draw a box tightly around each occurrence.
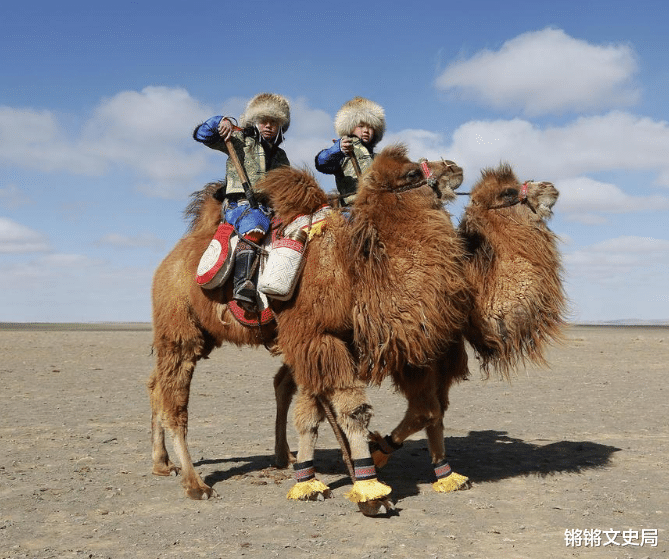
[147,178,313,499]
[458,164,566,378]
[148,145,466,511]
[364,165,567,479]
[259,146,472,510]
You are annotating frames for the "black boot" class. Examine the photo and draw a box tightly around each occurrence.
[232,246,258,312]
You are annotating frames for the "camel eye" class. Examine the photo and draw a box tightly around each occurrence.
[406,169,422,181]
[500,187,518,202]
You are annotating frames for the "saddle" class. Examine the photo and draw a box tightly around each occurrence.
[196,205,331,327]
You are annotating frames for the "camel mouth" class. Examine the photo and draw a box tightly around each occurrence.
[420,159,464,203]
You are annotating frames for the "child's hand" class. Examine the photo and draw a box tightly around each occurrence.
[340,136,354,155]
[218,118,234,141]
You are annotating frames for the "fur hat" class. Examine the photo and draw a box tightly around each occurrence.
[240,93,291,132]
[334,97,385,145]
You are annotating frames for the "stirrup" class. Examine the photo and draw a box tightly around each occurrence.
[233,280,258,312]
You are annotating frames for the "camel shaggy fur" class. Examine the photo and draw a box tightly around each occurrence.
[148,145,467,509]
[148,179,314,499]
[458,164,566,377]
[260,146,472,507]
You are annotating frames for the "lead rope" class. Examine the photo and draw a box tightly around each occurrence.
[317,395,357,483]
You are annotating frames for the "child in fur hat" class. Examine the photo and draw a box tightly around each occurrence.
[193,93,291,310]
[315,97,385,205]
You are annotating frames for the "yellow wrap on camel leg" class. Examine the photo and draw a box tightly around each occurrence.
[287,478,331,501]
[432,471,470,493]
[344,479,392,503]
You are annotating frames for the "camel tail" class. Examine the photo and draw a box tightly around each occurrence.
[184,182,225,234]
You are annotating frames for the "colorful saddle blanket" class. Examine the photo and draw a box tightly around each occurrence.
[195,205,332,327]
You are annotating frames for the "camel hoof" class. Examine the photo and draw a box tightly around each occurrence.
[432,472,471,493]
[274,451,296,469]
[152,464,180,477]
[357,497,394,517]
[186,486,218,500]
[371,449,391,470]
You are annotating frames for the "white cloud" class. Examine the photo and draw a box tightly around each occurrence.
[436,28,639,116]
[0,89,340,199]
[387,112,669,189]
[0,252,152,321]
[81,86,213,193]
[0,217,50,253]
[558,176,669,223]
[436,113,669,219]
[374,112,669,222]
[282,97,335,170]
[566,236,669,281]
[563,235,669,320]
[0,106,105,174]
[383,129,450,162]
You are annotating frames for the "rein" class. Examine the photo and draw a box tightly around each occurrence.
[393,158,450,196]
[482,182,537,213]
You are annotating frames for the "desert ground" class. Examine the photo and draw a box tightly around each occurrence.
[0,323,666,558]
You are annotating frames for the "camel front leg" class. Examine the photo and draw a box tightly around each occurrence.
[286,388,330,500]
[273,364,297,468]
[372,358,470,493]
[370,365,443,469]
[327,384,392,514]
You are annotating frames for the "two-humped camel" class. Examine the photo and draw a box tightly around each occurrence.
[148,148,565,515]
[149,145,467,513]
[263,146,471,513]
[361,164,565,486]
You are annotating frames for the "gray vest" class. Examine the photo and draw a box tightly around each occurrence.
[335,138,374,205]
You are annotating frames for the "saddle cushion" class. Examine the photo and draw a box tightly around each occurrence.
[196,222,238,289]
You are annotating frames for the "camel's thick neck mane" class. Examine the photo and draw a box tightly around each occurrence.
[459,164,566,377]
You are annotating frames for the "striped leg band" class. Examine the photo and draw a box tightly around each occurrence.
[353,458,377,481]
[293,460,315,483]
[434,459,453,480]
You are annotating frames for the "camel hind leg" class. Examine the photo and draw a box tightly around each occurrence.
[273,363,297,468]
[148,368,179,477]
[149,327,216,500]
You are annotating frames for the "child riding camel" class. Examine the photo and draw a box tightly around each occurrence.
[315,97,385,205]
[193,93,291,310]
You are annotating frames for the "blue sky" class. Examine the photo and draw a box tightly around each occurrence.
[1,0,668,322]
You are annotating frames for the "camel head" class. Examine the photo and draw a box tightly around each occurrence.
[359,144,463,203]
[470,163,559,221]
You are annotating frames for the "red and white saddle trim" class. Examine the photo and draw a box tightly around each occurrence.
[283,205,332,238]
[196,222,238,288]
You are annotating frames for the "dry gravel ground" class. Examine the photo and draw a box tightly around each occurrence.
[0,323,667,558]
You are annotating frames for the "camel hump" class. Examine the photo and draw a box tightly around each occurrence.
[255,165,330,223]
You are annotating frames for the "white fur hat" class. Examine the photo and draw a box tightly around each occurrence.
[240,93,291,132]
[334,97,385,145]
